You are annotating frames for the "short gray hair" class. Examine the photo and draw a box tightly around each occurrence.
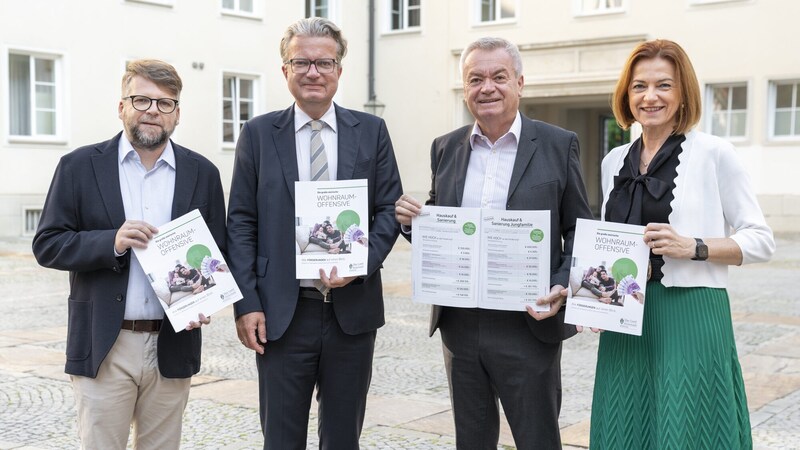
[459,37,523,80]
[280,17,348,63]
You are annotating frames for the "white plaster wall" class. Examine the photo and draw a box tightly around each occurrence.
[1,0,799,236]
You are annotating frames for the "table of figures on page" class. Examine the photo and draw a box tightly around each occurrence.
[479,210,550,311]
[412,207,481,308]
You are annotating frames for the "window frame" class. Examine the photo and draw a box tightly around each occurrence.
[473,0,518,26]
[689,0,749,6]
[704,82,749,142]
[221,0,260,19]
[768,79,800,141]
[385,0,422,33]
[21,206,43,237]
[572,0,626,17]
[6,48,66,144]
[221,72,259,148]
[306,0,338,20]
[124,0,175,7]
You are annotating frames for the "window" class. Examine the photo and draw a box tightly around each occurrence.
[306,0,330,18]
[705,83,747,139]
[8,51,62,139]
[222,0,254,14]
[477,0,516,23]
[770,80,800,139]
[690,0,746,5]
[223,75,256,145]
[575,0,624,15]
[23,207,42,236]
[389,0,421,30]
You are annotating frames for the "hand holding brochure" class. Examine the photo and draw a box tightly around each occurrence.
[564,218,649,335]
[133,209,243,332]
[411,205,550,312]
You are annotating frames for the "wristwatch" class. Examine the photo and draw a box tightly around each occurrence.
[691,238,708,261]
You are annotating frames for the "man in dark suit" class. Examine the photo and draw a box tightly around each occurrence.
[226,18,402,449]
[395,37,592,449]
[32,60,225,450]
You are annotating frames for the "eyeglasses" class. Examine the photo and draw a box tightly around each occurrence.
[123,95,179,114]
[284,58,338,74]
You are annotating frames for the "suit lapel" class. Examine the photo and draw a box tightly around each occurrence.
[172,142,198,219]
[335,104,360,181]
[454,131,472,207]
[507,118,538,201]
[273,106,300,202]
[92,133,126,226]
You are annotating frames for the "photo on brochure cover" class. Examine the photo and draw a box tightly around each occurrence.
[146,244,229,309]
[295,212,368,256]
[567,258,645,307]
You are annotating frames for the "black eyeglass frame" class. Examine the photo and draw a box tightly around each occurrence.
[122,95,179,114]
[283,58,339,74]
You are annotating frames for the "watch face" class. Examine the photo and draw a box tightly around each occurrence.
[695,239,709,260]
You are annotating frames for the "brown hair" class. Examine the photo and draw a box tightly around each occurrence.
[121,59,182,98]
[612,39,701,135]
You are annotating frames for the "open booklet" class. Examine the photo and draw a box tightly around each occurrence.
[411,205,550,312]
[132,209,243,332]
[294,179,369,279]
[565,218,650,336]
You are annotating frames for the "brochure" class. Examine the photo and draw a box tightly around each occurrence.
[294,179,369,279]
[411,205,550,312]
[133,209,243,332]
[564,218,649,336]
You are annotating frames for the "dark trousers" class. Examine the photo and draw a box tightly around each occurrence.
[439,307,563,450]
[257,296,376,450]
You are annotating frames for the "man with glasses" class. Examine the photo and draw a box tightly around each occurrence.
[33,59,226,449]
[227,17,402,449]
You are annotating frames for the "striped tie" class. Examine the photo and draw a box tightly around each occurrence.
[310,120,329,181]
[309,120,330,297]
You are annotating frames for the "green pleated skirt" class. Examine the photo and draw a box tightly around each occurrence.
[589,282,752,450]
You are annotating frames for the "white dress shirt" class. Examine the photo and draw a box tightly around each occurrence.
[118,133,176,320]
[294,103,338,181]
[294,103,338,285]
[461,112,522,209]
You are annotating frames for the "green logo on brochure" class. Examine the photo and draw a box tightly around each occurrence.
[530,229,544,242]
[462,222,476,235]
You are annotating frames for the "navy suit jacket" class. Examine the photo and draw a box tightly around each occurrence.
[32,133,227,378]
[227,104,403,341]
[424,116,592,343]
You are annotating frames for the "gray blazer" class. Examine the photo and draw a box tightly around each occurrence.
[424,115,592,343]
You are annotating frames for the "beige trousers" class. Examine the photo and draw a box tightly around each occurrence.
[71,329,191,450]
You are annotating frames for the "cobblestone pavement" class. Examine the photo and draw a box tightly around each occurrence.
[1,234,798,449]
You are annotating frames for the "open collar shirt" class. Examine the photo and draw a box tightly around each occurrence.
[118,133,176,320]
[461,112,522,209]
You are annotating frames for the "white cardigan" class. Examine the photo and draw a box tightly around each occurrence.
[600,130,775,288]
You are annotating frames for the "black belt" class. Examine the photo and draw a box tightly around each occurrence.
[121,319,162,333]
[299,287,330,302]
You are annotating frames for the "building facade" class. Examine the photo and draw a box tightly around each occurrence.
[2,0,798,237]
